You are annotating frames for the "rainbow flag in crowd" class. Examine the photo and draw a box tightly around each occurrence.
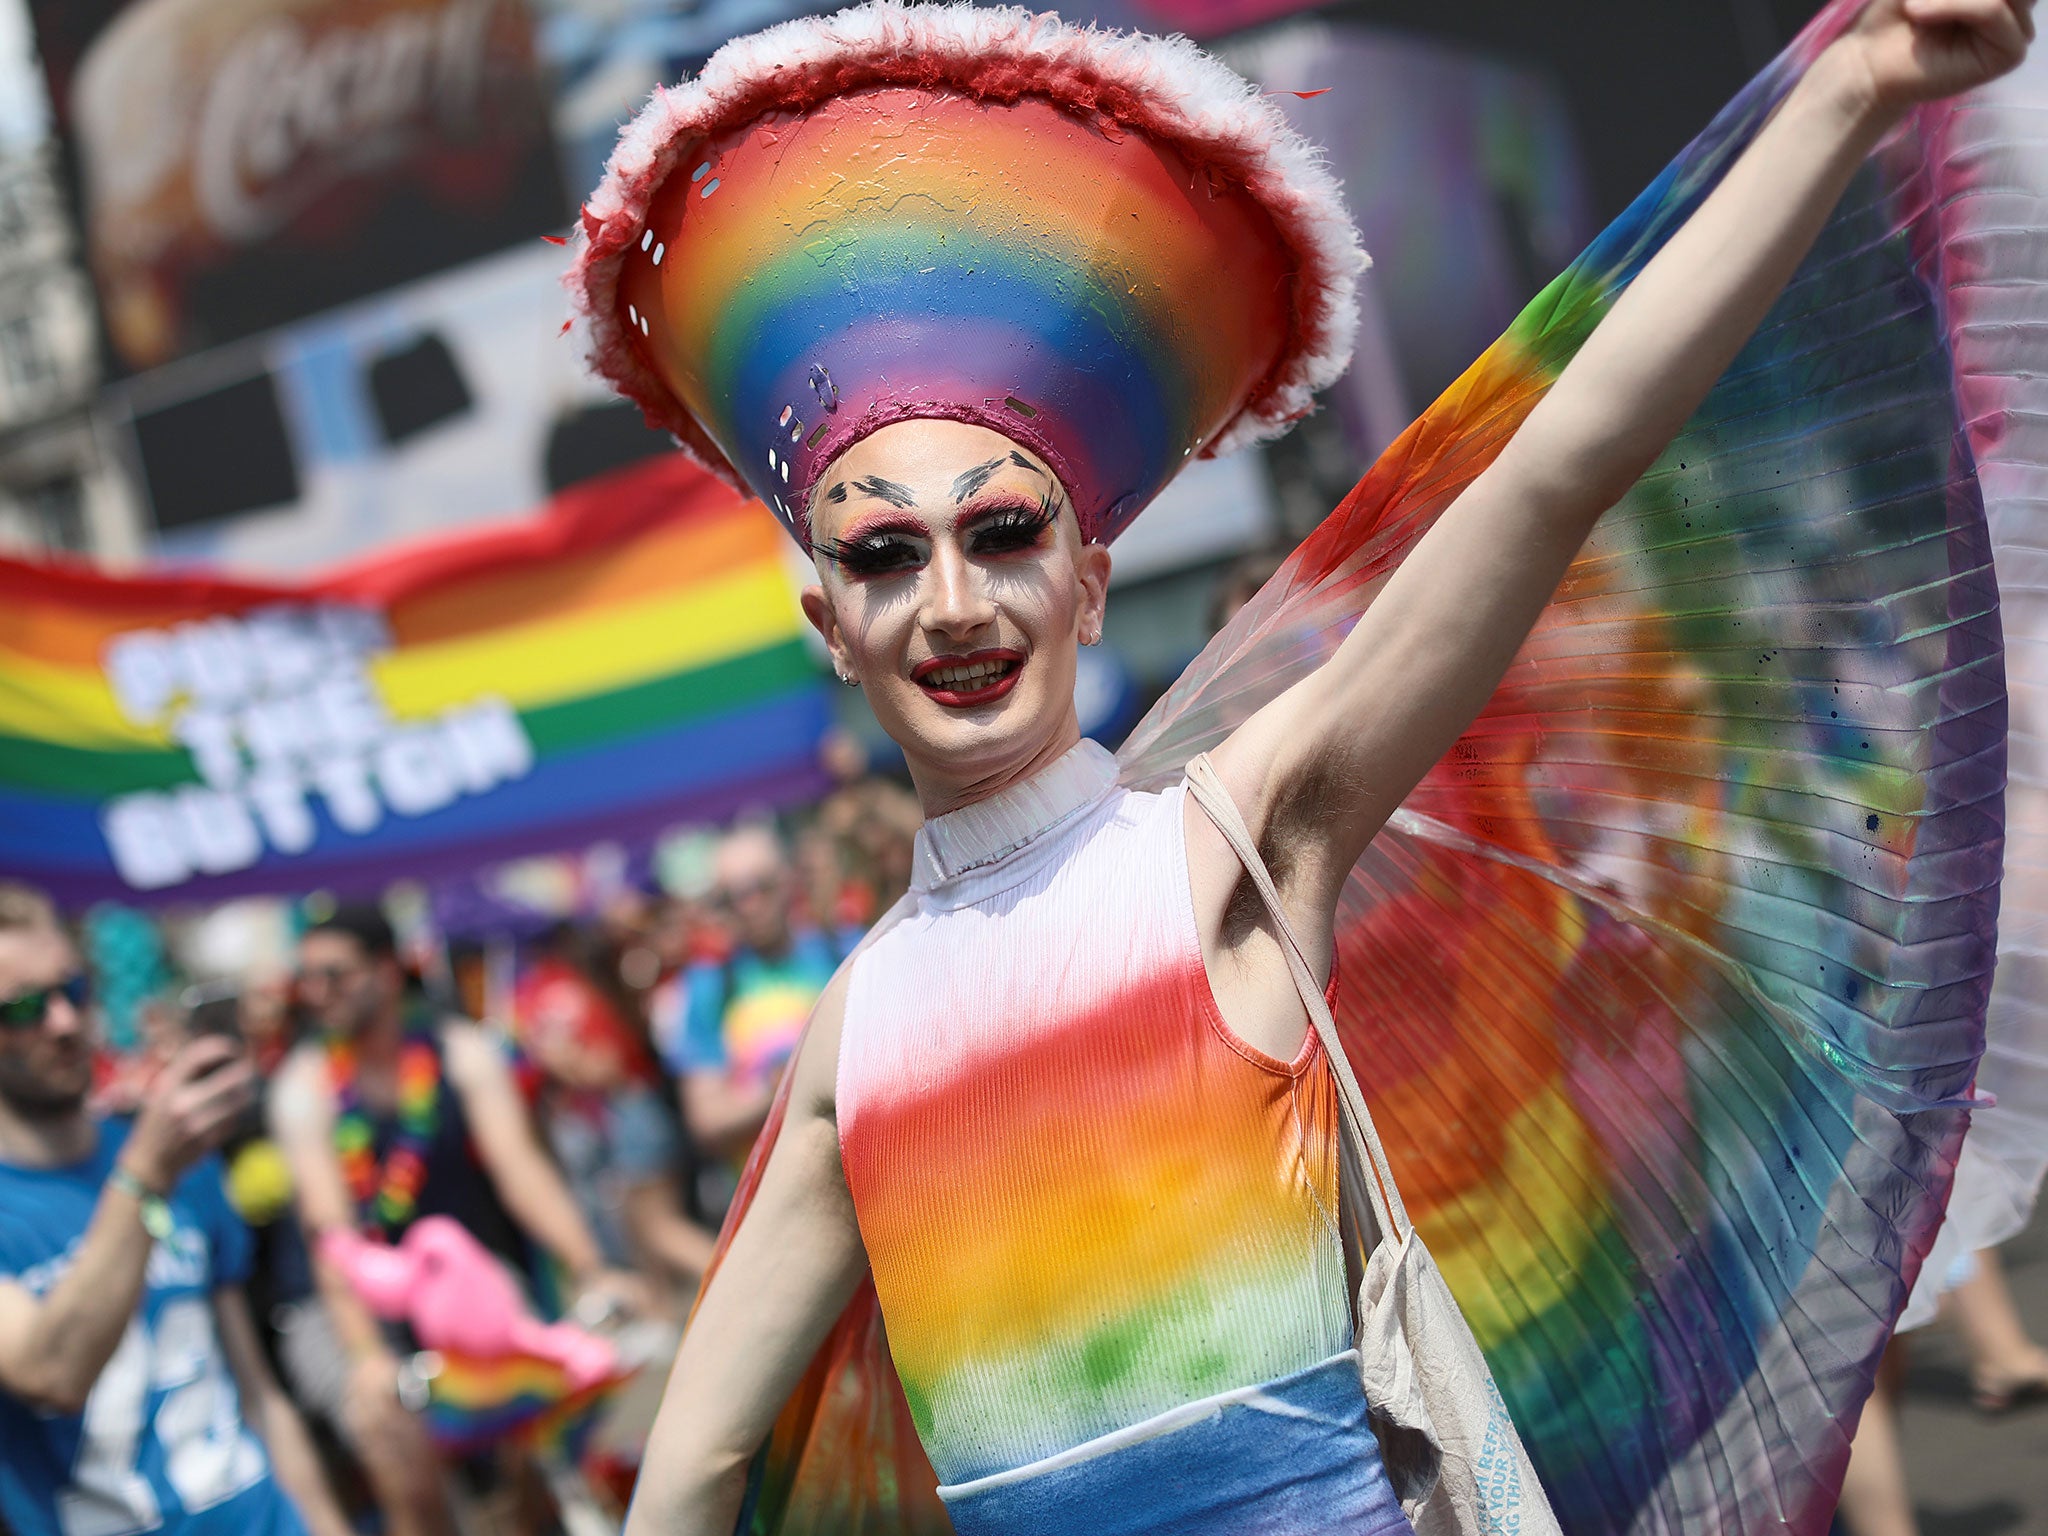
[412,1347,636,1458]
[0,457,833,906]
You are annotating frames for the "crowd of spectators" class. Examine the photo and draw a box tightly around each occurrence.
[0,762,922,1536]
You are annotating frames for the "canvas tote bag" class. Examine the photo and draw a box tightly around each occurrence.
[1185,755,1561,1536]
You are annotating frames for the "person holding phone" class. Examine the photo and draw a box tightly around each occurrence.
[0,881,348,1536]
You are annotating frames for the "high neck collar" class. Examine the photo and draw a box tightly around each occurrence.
[912,739,1120,890]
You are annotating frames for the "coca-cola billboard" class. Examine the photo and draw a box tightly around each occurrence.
[30,0,567,373]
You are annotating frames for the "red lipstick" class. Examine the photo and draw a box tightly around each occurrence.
[912,648,1024,708]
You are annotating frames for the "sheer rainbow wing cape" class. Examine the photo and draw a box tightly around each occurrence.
[1898,53,2048,1332]
[697,5,2040,1532]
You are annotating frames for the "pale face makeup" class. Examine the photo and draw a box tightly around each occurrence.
[799,419,1111,817]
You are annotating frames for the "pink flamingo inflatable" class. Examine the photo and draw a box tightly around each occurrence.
[321,1216,619,1393]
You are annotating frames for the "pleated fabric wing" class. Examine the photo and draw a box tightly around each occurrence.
[1123,3,2019,1529]
[1899,52,2048,1331]
[690,5,2033,1533]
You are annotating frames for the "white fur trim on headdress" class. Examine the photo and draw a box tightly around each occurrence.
[568,0,1366,486]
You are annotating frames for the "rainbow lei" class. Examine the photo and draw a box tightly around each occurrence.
[329,1031,443,1233]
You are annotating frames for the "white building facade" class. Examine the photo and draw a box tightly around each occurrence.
[0,144,139,559]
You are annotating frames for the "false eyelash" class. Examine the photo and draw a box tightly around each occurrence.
[814,531,920,575]
[816,499,1057,573]
[970,501,1057,549]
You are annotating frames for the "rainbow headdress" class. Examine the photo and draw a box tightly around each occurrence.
[656,3,2046,1534]
[568,2,1362,545]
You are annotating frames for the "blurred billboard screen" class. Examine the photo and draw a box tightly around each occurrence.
[28,0,567,376]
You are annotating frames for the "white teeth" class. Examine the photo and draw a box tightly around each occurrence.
[924,659,1014,689]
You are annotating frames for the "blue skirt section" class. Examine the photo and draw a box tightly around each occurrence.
[936,1352,1415,1536]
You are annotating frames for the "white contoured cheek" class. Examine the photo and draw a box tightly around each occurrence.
[845,590,910,669]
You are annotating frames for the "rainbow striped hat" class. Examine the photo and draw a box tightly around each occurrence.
[568,2,1364,546]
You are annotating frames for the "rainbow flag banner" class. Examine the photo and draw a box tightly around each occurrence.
[0,457,834,906]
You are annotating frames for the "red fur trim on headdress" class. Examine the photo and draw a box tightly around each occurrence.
[567,1,1365,503]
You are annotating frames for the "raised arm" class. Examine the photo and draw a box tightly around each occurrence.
[1205,0,2034,946]
[0,1039,251,1411]
[625,971,869,1536]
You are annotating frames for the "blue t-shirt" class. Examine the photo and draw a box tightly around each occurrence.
[0,1120,307,1536]
[662,929,852,1088]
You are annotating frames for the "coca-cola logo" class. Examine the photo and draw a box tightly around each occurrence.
[194,0,498,243]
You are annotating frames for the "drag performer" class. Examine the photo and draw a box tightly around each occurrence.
[568,0,2041,1531]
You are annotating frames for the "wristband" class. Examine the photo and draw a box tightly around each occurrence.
[109,1165,175,1241]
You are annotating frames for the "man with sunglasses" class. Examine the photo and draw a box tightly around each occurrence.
[0,882,347,1536]
[659,825,857,1221]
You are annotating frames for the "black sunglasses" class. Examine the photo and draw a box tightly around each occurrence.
[0,972,92,1030]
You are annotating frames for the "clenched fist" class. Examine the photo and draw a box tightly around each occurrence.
[1838,0,2035,116]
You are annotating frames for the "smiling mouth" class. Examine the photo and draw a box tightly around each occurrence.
[914,650,1024,707]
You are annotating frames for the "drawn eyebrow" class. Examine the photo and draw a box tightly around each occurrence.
[851,475,917,508]
[951,457,1007,503]
[1007,451,1047,477]
[824,482,849,504]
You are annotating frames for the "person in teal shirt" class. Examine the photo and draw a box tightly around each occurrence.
[659,827,854,1217]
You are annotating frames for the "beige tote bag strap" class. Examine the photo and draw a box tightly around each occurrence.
[1184,753,1411,1241]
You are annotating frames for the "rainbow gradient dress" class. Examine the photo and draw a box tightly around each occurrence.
[835,742,1409,1531]
[697,2,2048,1532]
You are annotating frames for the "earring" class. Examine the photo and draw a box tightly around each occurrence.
[836,669,860,687]
[1081,629,1101,647]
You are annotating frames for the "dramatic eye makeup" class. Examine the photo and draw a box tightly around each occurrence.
[815,476,1063,576]
[814,518,926,577]
[959,459,1064,557]
[965,499,1057,555]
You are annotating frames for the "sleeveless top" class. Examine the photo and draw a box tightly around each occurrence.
[352,1027,525,1266]
[836,740,1352,1487]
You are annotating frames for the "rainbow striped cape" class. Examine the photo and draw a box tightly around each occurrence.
[701,4,2042,1532]
[0,456,832,905]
